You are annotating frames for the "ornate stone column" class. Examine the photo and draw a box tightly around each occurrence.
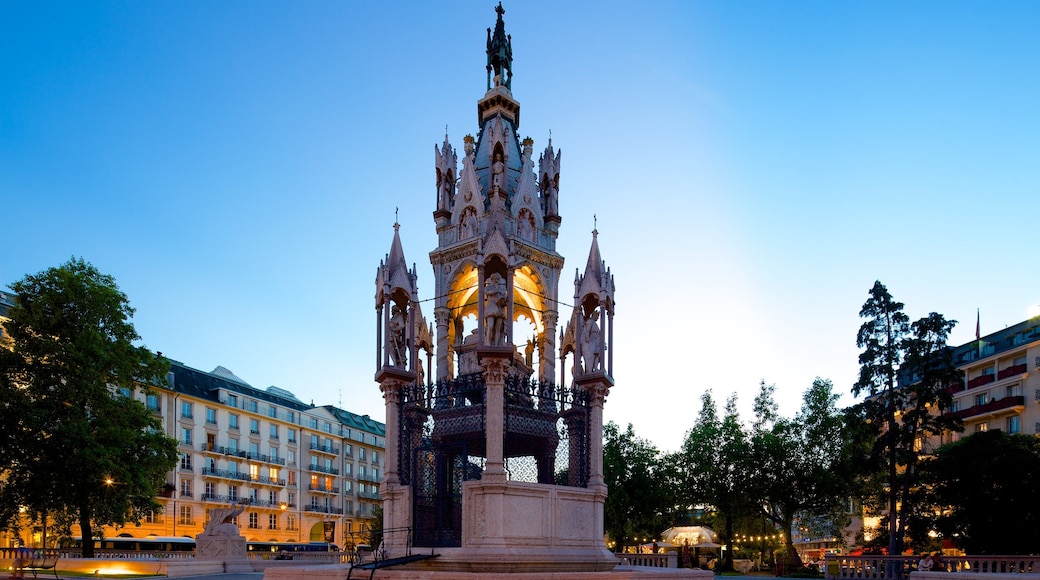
[479,348,511,482]
[434,306,451,381]
[542,310,557,383]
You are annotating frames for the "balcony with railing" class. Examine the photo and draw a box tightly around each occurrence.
[201,467,252,482]
[202,493,232,503]
[358,490,381,501]
[998,363,1029,381]
[949,395,1025,420]
[308,484,340,494]
[308,463,340,475]
[250,474,287,486]
[303,505,345,514]
[967,374,997,389]
[310,443,340,455]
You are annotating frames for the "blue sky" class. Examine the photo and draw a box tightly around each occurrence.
[3,1,1038,451]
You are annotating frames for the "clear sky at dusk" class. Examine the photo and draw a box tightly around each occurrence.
[3,1,1039,451]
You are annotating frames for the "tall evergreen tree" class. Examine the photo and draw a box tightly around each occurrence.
[0,258,179,556]
[852,281,960,560]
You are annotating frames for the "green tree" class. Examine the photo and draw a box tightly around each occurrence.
[603,422,672,550]
[920,431,1040,555]
[751,378,871,570]
[676,391,754,572]
[852,281,961,559]
[0,258,178,556]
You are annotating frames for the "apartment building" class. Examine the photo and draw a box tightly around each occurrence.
[116,360,385,546]
[941,316,1040,440]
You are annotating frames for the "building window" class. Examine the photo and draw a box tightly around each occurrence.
[324,422,332,434]
[372,451,379,465]
[248,512,259,529]
[310,418,318,429]
[344,463,352,476]
[229,485,239,501]
[1008,415,1021,434]
[268,514,278,530]
[250,464,260,481]
[145,511,159,524]
[974,393,988,407]
[344,480,352,492]
[180,453,192,470]
[228,460,239,476]
[229,414,239,430]
[118,386,131,398]
[205,407,217,424]
[205,482,215,498]
[270,446,279,461]
[288,429,296,443]
[359,465,366,479]
[249,488,259,503]
[344,444,352,457]
[182,428,192,445]
[181,402,193,419]
[248,400,258,413]
[288,492,295,506]
[268,406,277,419]
[288,471,296,486]
[146,393,160,412]
[181,479,192,498]
[974,423,988,433]
[288,450,296,464]
[250,419,259,434]
[228,394,238,407]
[1007,384,1022,398]
[359,448,366,461]
[269,467,279,481]
[270,424,279,439]
[228,438,239,453]
[950,400,960,412]
[179,505,192,525]
[269,490,276,504]
[287,411,296,423]
[287,514,297,531]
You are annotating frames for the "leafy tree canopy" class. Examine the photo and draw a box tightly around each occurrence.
[921,430,1040,555]
[0,258,178,556]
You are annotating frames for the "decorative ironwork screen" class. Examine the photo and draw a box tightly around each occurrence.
[503,376,590,488]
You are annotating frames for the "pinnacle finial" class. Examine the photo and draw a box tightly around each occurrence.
[593,213,598,236]
[486,2,513,90]
[394,207,400,230]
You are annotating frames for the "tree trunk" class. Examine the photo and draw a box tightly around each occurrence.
[79,505,94,558]
[782,516,803,572]
[723,513,735,572]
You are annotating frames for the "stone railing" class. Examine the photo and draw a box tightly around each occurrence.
[826,555,1040,580]
[615,552,677,568]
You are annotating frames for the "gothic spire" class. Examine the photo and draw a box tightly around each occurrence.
[486,2,513,90]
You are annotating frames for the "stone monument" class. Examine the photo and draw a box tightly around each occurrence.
[195,502,247,562]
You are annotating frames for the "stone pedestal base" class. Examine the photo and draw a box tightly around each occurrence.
[263,564,711,580]
[195,535,247,560]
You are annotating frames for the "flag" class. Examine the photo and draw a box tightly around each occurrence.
[976,308,980,340]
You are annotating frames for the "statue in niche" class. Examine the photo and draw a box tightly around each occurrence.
[416,358,425,386]
[438,170,455,211]
[525,337,535,366]
[201,502,246,537]
[453,314,465,346]
[544,176,559,216]
[389,304,407,368]
[517,211,534,241]
[460,208,478,239]
[491,149,506,193]
[581,311,602,373]
[484,273,507,346]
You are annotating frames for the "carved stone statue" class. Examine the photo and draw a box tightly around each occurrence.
[484,273,507,346]
[491,150,506,193]
[460,208,478,239]
[581,313,602,373]
[545,178,558,216]
[525,337,535,366]
[389,305,407,368]
[201,502,246,537]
